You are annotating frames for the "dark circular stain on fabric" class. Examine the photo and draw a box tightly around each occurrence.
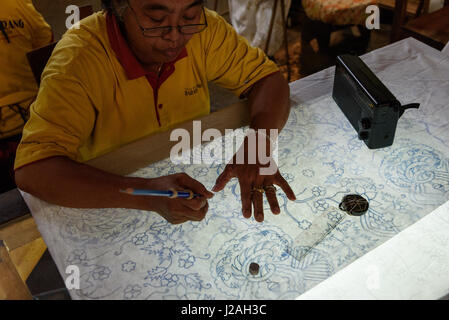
[339,194,369,216]
[249,262,260,275]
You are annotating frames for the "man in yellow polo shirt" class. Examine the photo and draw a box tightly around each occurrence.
[15,0,296,224]
[0,0,52,193]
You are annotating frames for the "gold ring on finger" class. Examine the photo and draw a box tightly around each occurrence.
[251,186,265,194]
[263,185,277,193]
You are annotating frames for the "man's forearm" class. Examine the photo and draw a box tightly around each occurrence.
[247,71,291,132]
[15,156,152,210]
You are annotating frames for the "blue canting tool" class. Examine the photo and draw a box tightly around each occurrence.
[120,188,201,199]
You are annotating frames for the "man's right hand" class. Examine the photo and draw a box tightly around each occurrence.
[15,157,213,225]
[145,173,214,224]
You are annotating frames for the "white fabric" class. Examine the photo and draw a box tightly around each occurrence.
[297,200,449,300]
[228,0,291,56]
[20,38,449,300]
[442,41,449,56]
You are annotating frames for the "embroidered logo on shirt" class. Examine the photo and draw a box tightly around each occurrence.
[0,19,25,43]
[184,84,202,96]
[0,19,25,32]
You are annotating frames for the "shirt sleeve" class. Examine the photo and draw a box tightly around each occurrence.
[203,10,279,98]
[14,72,96,170]
[22,0,53,48]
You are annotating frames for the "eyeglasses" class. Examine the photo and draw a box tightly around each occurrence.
[127,1,208,38]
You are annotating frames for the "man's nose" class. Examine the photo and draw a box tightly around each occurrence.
[163,26,182,44]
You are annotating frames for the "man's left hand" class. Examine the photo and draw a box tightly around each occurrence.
[212,132,296,222]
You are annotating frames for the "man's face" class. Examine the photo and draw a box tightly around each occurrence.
[121,0,204,66]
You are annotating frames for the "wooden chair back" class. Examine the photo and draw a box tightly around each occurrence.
[391,0,449,50]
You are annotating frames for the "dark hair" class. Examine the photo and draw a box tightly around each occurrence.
[102,0,120,11]
[102,0,129,21]
[101,0,112,10]
[103,0,206,10]
[103,0,206,20]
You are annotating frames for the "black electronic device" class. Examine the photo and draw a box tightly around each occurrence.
[332,54,419,149]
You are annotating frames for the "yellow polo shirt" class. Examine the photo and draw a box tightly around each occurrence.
[0,0,52,138]
[14,9,279,169]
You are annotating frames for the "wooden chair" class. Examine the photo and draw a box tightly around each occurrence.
[26,5,94,85]
[391,0,449,50]
[0,5,94,300]
[0,189,42,300]
[379,0,429,18]
[0,241,32,299]
[301,0,377,53]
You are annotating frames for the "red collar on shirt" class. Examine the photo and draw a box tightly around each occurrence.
[106,12,187,82]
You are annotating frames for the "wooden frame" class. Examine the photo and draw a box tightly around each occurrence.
[391,0,409,42]
[87,101,250,175]
[0,240,33,300]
